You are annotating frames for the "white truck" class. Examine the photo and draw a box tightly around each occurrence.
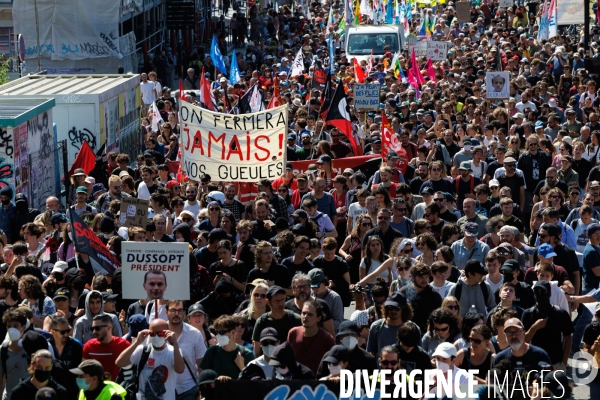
[344,25,406,61]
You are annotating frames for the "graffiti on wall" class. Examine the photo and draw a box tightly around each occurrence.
[0,128,15,194]
[68,126,97,151]
[28,110,56,210]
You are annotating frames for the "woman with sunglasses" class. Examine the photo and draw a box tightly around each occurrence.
[356,237,389,305]
[508,135,523,159]
[441,297,462,328]
[389,255,413,293]
[276,184,295,224]
[545,188,569,221]
[414,232,437,266]
[530,187,551,232]
[564,183,583,211]
[551,140,572,169]
[454,324,494,383]
[166,180,181,200]
[232,312,254,352]
[480,216,504,250]
[199,201,222,232]
[339,214,373,310]
[421,308,461,357]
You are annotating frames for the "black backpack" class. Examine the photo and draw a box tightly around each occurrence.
[454,279,489,303]
[117,344,152,400]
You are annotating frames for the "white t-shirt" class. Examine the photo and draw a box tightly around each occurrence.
[183,201,201,219]
[485,275,504,294]
[176,323,207,393]
[130,343,179,400]
[431,281,455,298]
[137,182,151,200]
[347,202,368,231]
[359,258,388,284]
[140,81,156,104]
[247,355,274,379]
[145,302,168,325]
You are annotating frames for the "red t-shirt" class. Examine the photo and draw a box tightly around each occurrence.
[371,182,398,200]
[287,326,335,374]
[82,336,131,380]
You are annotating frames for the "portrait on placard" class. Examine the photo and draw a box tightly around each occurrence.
[485,72,510,99]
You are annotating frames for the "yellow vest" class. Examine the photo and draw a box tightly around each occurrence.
[456,102,464,113]
[78,381,127,400]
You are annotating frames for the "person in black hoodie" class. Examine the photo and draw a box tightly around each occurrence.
[173,222,194,247]
[9,349,69,400]
[199,278,239,320]
[268,342,315,380]
[64,268,89,314]
[10,193,40,242]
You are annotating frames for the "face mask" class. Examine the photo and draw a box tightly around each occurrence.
[1,199,10,206]
[262,344,275,358]
[176,238,185,242]
[151,336,166,348]
[341,336,358,351]
[436,360,450,373]
[534,291,552,316]
[502,272,514,282]
[76,377,91,391]
[216,334,230,347]
[277,367,289,377]
[329,364,342,375]
[34,369,51,382]
[464,145,471,152]
[7,327,21,342]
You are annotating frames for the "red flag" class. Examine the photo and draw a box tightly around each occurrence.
[353,58,366,83]
[426,59,436,83]
[68,141,96,176]
[268,77,283,109]
[381,111,393,160]
[325,82,360,156]
[200,67,215,111]
[179,78,187,103]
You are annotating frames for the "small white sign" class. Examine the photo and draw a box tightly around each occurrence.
[499,0,513,8]
[426,41,448,61]
[485,72,511,99]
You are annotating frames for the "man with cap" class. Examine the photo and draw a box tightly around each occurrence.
[458,199,488,238]
[369,151,405,186]
[367,292,415,357]
[496,157,526,213]
[320,345,350,382]
[558,155,579,187]
[242,327,280,379]
[453,162,482,212]
[562,108,583,135]
[116,318,184,399]
[492,318,552,376]
[165,300,206,400]
[271,162,298,194]
[268,342,315,379]
[449,259,495,317]
[83,314,130,381]
[101,292,119,315]
[252,285,301,357]
[316,320,377,379]
[124,314,149,343]
[429,342,469,398]
[70,185,97,217]
[450,223,490,271]
[308,268,343,331]
[69,359,125,400]
[493,259,535,310]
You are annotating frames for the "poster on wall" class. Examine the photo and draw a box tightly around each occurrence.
[0,126,15,195]
[29,110,56,210]
[105,97,120,152]
[16,123,29,198]
[485,72,510,99]
[556,0,585,25]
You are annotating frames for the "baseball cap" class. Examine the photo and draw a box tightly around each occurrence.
[198,369,219,386]
[537,243,557,258]
[459,161,471,171]
[260,327,279,342]
[51,261,68,274]
[533,280,551,294]
[432,342,457,358]
[285,162,293,170]
[70,359,104,378]
[317,154,332,164]
[308,268,326,288]
[588,223,600,236]
[503,156,517,163]
[464,259,488,275]
[323,345,350,363]
[127,314,149,336]
[53,287,70,300]
[336,320,361,337]
[188,304,206,316]
[489,179,500,188]
[384,292,407,307]
[349,310,369,326]
[101,292,119,302]
[589,181,600,188]
[503,318,524,330]
[76,186,88,194]
[500,259,520,273]
[463,222,479,237]
[266,285,286,299]
[421,187,434,195]
[84,177,95,185]
[50,213,67,225]
[291,209,308,219]
[35,388,58,400]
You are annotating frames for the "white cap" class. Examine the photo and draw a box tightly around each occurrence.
[52,261,68,273]
[432,342,457,359]
[489,179,500,187]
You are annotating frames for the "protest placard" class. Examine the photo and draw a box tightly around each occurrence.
[179,102,288,182]
[407,36,428,58]
[499,0,513,7]
[485,72,510,99]
[426,41,448,61]
[456,2,471,23]
[354,83,380,110]
[556,0,585,24]
[121,242,190,300]
[119,197,149,228]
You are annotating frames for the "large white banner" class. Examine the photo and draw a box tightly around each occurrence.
[556,0,585,25]
[13,0,121,60]
[121,242,190,300]
[180,102,288,182]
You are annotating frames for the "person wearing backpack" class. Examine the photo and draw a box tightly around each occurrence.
[448,259,496,317]
[0,309,31,399]
[10,349,69,400]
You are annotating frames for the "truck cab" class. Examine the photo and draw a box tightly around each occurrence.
[344,25,405,62]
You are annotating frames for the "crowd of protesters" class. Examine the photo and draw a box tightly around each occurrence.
[2,0,600,400]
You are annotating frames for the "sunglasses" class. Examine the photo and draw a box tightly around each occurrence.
[468,337,482,345]
[431,168,441,172]
[91,325,108,332]
[570,192,580,196]
[209,207,220,211]
[52,328,72,335]
[433,326,450,332]
[215,330,229,336]
[423,213,431,217]
[362,223,373,227]
[397,266,409,271]
[538,233,549,238]
[447,305,459,310]
[385,306,401,311]
[253,293,267,299]
[434,198,444,202]
[396,208,407,212]
[149,331,166,337]
[380,360,399,366]
[550,195,561,199]
[378,216,390,220]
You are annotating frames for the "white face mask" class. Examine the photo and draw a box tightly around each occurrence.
[464,145,471,152]
[329,364,342,375]
[216,334,230,347]
[340,336,358,351]
[151,336,166,348]
[436,359,450,373]
[7,327,21,342]
[176,238,185,242]
[102,233,114,239]
[262,344,275,358]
